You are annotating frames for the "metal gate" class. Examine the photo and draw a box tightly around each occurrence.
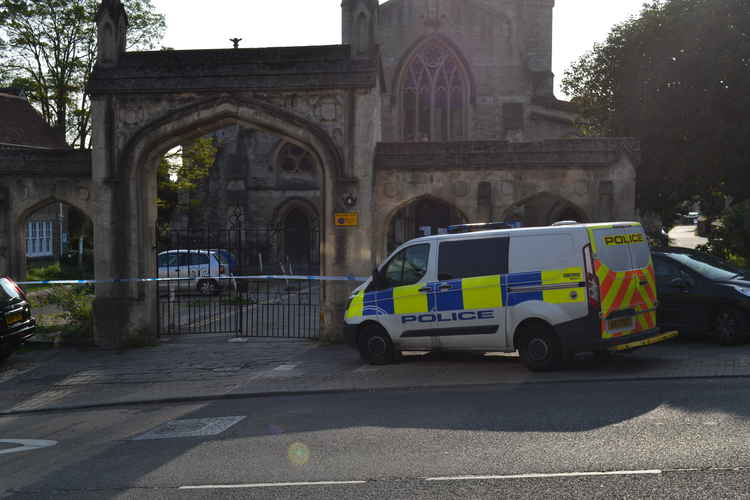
[156,223,320,338]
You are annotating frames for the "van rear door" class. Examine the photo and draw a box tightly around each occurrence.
[589,224,657,340]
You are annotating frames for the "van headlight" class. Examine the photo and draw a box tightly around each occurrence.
[732,285,750,297]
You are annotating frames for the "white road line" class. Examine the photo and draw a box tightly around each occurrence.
[179,480,367,490]
[425,470,662,481]
[0,439,58,455]
[272,363,299,371]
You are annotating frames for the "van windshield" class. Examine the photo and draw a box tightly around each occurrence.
[592,226,650,271]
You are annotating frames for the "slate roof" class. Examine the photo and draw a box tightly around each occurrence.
[89,44,382,94]
[0,92,69,149]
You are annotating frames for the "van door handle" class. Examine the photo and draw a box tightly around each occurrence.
[418,286,432,293]
[639,280,649,286]
[437,285,452,291]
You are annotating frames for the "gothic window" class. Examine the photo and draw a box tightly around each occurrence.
[276,143,316,175]
[400,38,469,142]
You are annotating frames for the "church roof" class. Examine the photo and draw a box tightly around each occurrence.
[0,92,69,149]
[89,44,382,94]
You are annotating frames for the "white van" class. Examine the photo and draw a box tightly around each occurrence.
[157,250,235,295]
[344,222,677,371]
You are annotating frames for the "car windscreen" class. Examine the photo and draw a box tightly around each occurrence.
[666,252,741,281]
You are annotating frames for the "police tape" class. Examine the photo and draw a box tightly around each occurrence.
[17,274,369,286]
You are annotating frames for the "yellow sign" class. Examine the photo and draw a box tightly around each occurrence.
[335,212,359,227]
[604,233,644,246]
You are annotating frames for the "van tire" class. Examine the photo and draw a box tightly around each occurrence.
[518,325,562,371]
[358,324,395,365]
[715,306,748,345]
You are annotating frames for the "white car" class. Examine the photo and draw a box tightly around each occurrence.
[157,250,235,295]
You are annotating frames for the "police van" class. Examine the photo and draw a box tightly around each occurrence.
[344,221,678,371]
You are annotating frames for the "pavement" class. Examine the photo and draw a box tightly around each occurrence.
[668,225,707,249]
[3,331,750,415]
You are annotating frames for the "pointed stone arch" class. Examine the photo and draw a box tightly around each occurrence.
[93,94,351,346]
[504,192,588,227]
[384,194,468,252]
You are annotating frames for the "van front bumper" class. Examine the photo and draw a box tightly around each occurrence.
[602,328,679,352]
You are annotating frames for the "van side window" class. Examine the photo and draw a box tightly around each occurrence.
[381,244,430,289]
[438,237,509,280]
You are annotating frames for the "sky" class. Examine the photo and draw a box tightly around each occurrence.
[150,0,647,99]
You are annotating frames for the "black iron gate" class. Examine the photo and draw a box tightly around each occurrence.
[156,223,320,338]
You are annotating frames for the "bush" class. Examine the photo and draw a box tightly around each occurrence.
[700,201,750,265]
[41,285,94,340]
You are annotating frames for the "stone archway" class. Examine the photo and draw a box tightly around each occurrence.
[384,194,468,252]
[504,192,588,227]
[90,91,376,346]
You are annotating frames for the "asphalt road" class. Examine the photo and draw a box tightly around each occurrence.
[3,377,750,498]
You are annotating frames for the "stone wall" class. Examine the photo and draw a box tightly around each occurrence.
[372,138,639,260]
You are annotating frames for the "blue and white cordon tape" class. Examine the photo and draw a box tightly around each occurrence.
[17,274,369,286]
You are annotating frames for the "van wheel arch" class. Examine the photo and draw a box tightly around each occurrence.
[513,318,555,350]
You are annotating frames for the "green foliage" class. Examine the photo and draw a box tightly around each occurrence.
[562,0,750,220]
[157,136,218,228]
[0,0,165,148]
[39,285,94,339]
[695,200,750,265]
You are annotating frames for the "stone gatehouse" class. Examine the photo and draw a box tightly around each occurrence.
[0,0,639,346]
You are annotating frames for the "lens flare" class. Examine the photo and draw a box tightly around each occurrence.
[288,442,310,466]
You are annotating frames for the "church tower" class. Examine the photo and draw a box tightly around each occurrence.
[96,0,129,68]
[341,0,379,57]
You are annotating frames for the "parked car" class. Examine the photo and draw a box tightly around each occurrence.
[652,247,750,344]
[157,250,235,296]
[0,277,36,361]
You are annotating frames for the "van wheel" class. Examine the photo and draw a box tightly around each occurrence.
[518,325,562,371]
[715,306,748,345]
[197,279,219,296]
[358,324,395,365]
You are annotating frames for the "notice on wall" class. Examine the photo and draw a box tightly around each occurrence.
[335,213,359,227]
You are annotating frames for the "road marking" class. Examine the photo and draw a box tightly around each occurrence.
[179,480,367,490]
[132,416,245,440]
[272,364,299,371]
[0,439,58,455]
[353,365,379,373]
[425,470,662,481]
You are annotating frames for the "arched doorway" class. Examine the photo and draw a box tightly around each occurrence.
[387,196,467,252]
[505,192,588,227]
[283,207,313,274]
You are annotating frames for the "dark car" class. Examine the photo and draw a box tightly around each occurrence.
[0,277,36,361]
[652,248,750,345]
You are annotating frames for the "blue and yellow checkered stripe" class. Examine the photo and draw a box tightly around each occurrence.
[345,267,584,318]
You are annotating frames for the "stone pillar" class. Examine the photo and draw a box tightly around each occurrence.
[320,85,381,342]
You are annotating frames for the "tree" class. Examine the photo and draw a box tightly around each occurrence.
[562,0,750,223]
[0,0,165,149]
[157,137,219,233]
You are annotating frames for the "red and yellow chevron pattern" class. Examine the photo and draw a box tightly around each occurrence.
[595,259,657,339]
